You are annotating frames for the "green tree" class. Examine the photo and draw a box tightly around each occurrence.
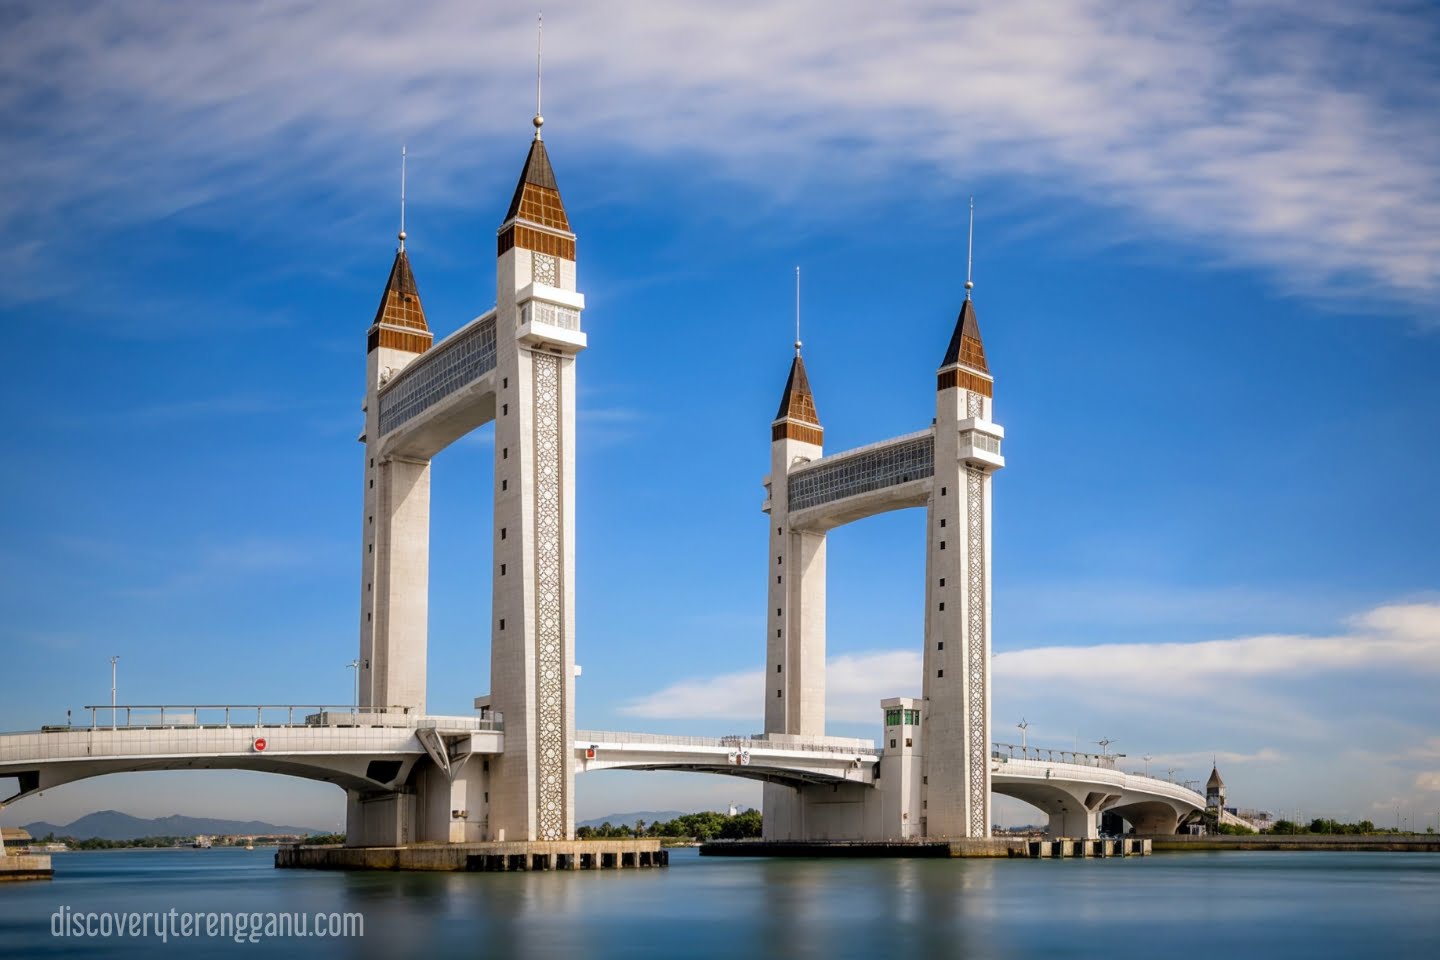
[719,809,762,839]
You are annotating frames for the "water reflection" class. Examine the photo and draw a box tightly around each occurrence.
[2,847,1437,960]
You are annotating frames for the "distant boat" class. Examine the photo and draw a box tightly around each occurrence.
[191,836,212,849]
[244,841,255,851]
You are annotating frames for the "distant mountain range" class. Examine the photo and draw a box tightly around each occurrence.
[22,810,326,841]
[577,810,687,829]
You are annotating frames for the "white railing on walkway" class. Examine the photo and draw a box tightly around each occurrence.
[991,741,1122,768]
[992,744,1206,804]
[54,705,503,733]
[577,730,876,757]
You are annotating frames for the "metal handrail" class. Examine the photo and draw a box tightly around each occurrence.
[69,705,502,732]
[576,729,877,757]
[991,741,1122,768]
[991,743,1205,802]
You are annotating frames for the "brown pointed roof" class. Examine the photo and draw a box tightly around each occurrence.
[774,355,821,425]
[371,249,429,333]
[504,138,570,231]
[940,299,988,373]
[1207,766,1225,789]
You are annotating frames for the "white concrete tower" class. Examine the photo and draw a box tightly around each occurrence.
[763,353,826,736]
[921,292,1004,838]
[486,122,586,842]
[359,231,435,716]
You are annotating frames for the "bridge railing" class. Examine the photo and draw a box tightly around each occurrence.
[70,705,503,733]
[576,729,877,757]
[991,742,1123,769]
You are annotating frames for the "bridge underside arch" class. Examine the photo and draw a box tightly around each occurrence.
[1107,799,1189,835]
[1,754,423,807]
[579,762,865,790]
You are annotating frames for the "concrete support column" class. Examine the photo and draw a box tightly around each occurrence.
[345,789,416,847]
[364,456,431,715]
[1048,806,1099,840]
[1124,806,1182,835]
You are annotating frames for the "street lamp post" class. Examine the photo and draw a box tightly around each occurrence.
[1018,718,1029,756]
[346,659,360,713]
[109,655,119,730]
[1143,755,1152,777]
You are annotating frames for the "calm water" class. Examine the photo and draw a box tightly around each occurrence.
[1,847,1437,959]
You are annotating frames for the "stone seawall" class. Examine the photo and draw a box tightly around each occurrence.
[0,855,53,881]
[1148,834,1440,853]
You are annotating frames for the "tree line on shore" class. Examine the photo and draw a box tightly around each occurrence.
[1267,818,1432,836]
[576,809,761,840]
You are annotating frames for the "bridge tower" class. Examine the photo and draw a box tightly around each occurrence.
[754,274,1003,842]
[764,351,827,738]
[923,294,1004,839]
[487,119,586,843]
[359,219,435,716]
[761,349,829,835]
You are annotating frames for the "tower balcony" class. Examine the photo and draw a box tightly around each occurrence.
[956,417,1005,469]
[516,282,587,353]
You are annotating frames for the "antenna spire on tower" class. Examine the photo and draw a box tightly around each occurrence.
[965,195,975,301]
[794,265,802,356]
[533,12,545,140]
[398,144,407,251]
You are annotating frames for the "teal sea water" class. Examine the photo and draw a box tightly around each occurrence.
[1,847,1437,959]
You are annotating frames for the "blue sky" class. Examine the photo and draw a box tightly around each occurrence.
[2,0,1438,831]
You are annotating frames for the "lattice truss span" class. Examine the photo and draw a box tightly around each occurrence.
[787,434,934,512]
[378,316,498,436]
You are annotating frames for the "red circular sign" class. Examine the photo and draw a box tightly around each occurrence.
[253,738,267,752]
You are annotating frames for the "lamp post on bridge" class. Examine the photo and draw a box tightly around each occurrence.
[109,655,119,730]
[1018,718,1029,756]
[346,659,360,714]
[1143,755,1152,777]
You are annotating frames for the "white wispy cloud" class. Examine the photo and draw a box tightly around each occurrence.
[620,601,1440,721]
[620,650,923,724]
[1,1,1436,308]
[112,536,346,600]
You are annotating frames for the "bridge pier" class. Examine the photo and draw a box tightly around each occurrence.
[764,780,880,841]
[346,751,494,846]
[1048,807,1099,841]
[345,789,416,847]
[1111,802,1182,836]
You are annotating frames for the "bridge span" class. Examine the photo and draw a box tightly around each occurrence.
[1,713,1205,841]
[575,731,1205,838]
[0,706,503,844]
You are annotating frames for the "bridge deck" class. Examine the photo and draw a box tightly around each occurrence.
[0,708,503,804]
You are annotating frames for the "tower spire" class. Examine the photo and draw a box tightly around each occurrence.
[398,144,407,251]
[533,12,544,140]
[794,265,802,356]
[965,195,974,301]
[774,266,821,435]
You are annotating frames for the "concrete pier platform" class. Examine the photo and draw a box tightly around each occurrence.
[700,839,1030,859]
[1028,838,1151,858]
[700,838,1153,859]
[276,840,666,872]
[0,854,53,881]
